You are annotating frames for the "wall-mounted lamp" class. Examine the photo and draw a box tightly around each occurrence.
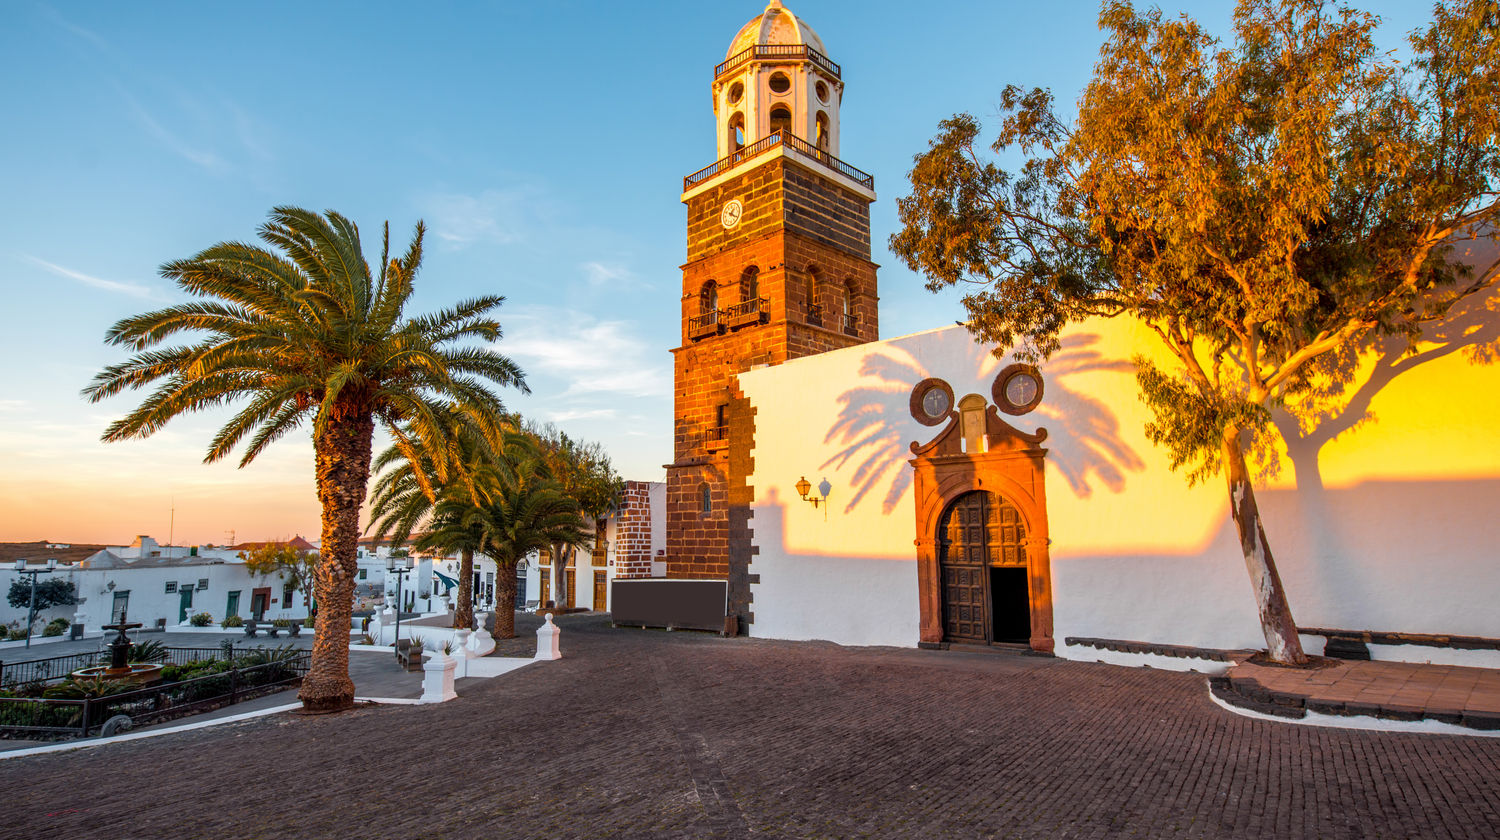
[795,476,832,520]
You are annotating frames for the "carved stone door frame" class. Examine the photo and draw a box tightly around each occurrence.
[908,370,1054,653]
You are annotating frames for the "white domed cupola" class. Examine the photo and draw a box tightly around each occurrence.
[713,0,843,160]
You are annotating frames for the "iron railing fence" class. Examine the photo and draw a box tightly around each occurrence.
[0,643,289,689]
[842,312,858,336]
[722,296,767,322]
[0,651,310,740]
[716,44,840,79]
[683,131,874,192]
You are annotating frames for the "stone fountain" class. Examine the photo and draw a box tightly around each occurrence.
[70,613,165,685]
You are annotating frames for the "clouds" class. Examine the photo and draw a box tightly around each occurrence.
[501,306,670,400]
[418,188,539,246]
[22,255,157,299]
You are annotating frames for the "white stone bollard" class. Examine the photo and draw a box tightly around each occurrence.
[534,613,561,661]
[420,650,457,703]
[453,629,474,658]
[380,606,396,645]
[468,613,495,657]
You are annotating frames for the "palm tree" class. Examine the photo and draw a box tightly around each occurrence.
[474,442,588,638]
[83,206,527,713]
[369,413,517,631]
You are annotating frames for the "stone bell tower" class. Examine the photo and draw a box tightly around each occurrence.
[660,0,880,632]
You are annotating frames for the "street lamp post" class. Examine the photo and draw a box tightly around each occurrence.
[386,556,413,652]
[14,558,58,649]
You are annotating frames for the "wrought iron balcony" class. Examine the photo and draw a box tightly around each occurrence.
[716,44,840,80]
[684,131,874,191]
[688,310,720,338]
[807,302,823,328]
[723,296,768,325]
[842,312,858,336]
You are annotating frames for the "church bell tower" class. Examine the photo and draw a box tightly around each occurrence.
[662,0,880,631]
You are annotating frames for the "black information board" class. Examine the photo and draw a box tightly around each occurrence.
[611,579,728,633]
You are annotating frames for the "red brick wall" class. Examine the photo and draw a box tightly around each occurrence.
[613,481,656,580]
[667,155,881,621]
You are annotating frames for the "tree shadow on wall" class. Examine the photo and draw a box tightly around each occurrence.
[1267,280,1500,618]
[819,333,1144,516]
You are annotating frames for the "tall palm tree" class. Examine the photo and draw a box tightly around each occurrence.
[83,206,527,713]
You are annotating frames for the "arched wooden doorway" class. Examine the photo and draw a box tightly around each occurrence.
[938,490,1032,645]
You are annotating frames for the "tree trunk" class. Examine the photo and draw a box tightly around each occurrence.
[454,548,474,630]
[300,410,375,713]
[550,543,567,607]
[493,562,517,639]
[1222,428,1308,665]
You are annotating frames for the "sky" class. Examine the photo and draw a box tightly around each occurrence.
[0,0,1438,546]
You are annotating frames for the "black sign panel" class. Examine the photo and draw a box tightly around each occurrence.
[610,579,728,633]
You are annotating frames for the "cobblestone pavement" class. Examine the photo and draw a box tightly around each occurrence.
[4,614,1498,840]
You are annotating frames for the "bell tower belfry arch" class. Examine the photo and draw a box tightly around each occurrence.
[658,1,880,632]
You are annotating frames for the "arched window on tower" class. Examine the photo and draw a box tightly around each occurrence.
[700,281,718,321]
[729,112,745,153]
[816,111,830,152]
[741,266,760,315]
[769,106,792,140]
[699,482,712,516]
[806,266,823,327]
[841,279,856,335]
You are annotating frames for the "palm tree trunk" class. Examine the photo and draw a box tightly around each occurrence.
[493,563,517,639]
[1222,427,1307,665]
[300,411,375,713]
[454,548,474,630]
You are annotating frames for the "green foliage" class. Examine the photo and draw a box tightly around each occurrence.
[6,578,78,610]
[189,612,213,627]
[6,628,28,641]
[129,640,168,663]
[221,614,244,628]
[42,618,70,637]
[271,618,291,628]
[241,543,317,610]
[892,0,1500,480]
[303,615,315,627]
[44,676,129,700]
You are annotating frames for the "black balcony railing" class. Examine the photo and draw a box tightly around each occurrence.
[722,296,767,323]
[688,309,720,337]
[842,312,858,336]
[684,131,874,191]
[716,44,841,80]
[807,302,823,328]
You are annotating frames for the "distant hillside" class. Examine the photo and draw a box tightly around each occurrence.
[0,542,109,566]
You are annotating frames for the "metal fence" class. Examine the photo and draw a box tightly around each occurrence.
[0,650,310,740]
[0,643,293,690]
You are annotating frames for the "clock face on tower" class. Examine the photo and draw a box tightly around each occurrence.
[720,199,743,229]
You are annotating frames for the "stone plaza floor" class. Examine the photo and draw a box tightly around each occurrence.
[4,614,1499,839]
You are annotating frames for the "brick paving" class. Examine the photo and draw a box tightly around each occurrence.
[1226,657,1500,729]
[4,614,1499,839]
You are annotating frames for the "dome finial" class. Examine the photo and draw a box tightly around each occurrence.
[767,0,784,8]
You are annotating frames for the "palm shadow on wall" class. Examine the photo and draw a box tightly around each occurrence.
[820,333,1145,516]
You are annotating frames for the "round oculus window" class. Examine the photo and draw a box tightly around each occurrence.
[815,81,829,103]
[727,82,743,105]
[909,378,955,426]
[993,364,1043,415]
[768,72,791,94]
[922,388,950,418]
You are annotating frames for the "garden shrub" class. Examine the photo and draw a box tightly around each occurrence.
[189,612,213,627]
[221,615,243,628]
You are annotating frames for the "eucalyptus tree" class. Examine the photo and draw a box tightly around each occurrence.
[891,0,1499,664]
[84,206,528,711]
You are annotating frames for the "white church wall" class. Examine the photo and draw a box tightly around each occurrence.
[740,275,1500,660]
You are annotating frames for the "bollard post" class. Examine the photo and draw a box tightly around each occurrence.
[534,613,562,661]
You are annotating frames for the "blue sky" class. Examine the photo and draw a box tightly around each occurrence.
[0,1,1436,544]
